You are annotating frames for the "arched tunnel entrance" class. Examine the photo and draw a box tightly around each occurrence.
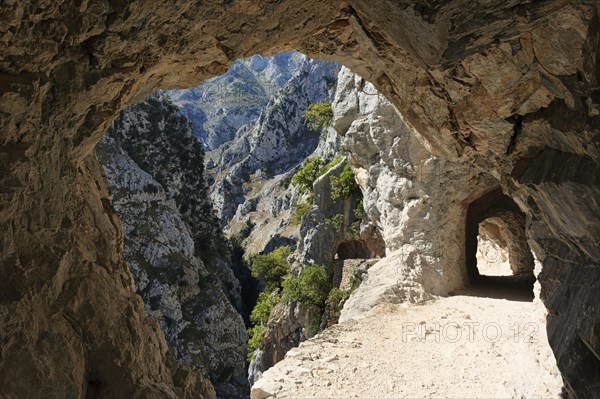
[3,2,599,397]
[335,239,373,260]
[465,188,536,300]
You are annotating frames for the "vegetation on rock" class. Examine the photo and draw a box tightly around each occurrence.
[291,156,325,195]
[246,247,332,359]
[282,264,330,307]
[291,153,345,224]
[293,201,313,225]
[247,325,267,360]
[330,163,361,201]
[304,100,334,131]
[249,246,292,292]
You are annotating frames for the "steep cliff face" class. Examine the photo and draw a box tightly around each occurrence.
[333,66,535,316]
[2,2,599,398]
[206,56,340,225]
[96,96,248,397]
[334,67,470,314]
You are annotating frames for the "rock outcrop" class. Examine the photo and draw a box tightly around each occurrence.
[298,160,365,267]
[96,95,248,397]
[334,66,475,317]
[2,1,599,398]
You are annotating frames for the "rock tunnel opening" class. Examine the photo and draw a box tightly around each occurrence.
[95,51,354,396]
[3,3,599,398]
[465,187,536,301]
[335,239,373,260]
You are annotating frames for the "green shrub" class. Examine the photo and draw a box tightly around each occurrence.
[324,214,344,232]
[330,164,359,201]
[292,199,313,225]
[321,154,344,175]
[249,246,292,291]
[282,264,330,307]
[304,100,334,131]
[250,291,279,326]
[348,221,361,240]
[327,287,351,306]
[326,288,351,322]
[291,153,346,197]
[291,156,325,194]
[247,324,266,360]
[353,196,364,220]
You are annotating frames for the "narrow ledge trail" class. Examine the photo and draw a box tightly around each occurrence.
[252,286,563,399]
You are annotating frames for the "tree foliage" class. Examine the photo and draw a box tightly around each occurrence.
[330,164,360,201]
[247,324,266,360]
[282,264,330,307]
[304,100,334,131]
[292,199,313,225]
[291,156,325,194]
[290,154,345,224]
[249,246,292,292]
[250,291,278,326]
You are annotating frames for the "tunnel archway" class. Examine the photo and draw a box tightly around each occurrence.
[465,187,535,298]
[335,239,371,260]
[2,2,599,398]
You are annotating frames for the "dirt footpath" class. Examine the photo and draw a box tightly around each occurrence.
[252,291,563,398]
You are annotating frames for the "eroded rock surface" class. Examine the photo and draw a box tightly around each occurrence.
[1,1,599,397]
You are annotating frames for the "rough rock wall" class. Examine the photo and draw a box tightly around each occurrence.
[249,158,365,384]
[226,123,342,257]
[245,126,345,385]
[1,1,599,397]
[335,67,484,316]
[334,65,599,397]
[95,96,248,397]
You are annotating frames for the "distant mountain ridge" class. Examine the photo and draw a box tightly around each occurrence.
[166,52,320,150]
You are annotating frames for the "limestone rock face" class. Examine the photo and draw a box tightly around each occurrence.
[249,300,321,387]
[244,126,346,385]
[333,65,600,398]
[95,96,248,396]
[334,67,478,318]
[1,1,599,398]
[206,56,340,224]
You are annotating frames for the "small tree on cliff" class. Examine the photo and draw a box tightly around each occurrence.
[304,100,334,131]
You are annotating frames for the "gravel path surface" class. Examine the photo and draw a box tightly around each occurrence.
[252,289,563,399]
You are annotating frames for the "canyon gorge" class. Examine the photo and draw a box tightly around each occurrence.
[1,1,600,399]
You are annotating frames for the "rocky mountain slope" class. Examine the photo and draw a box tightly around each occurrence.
[167,52,316,150]
[183,53,341,228]
[250,65,561,399]
[96,95,248,397]
[96,55,347,397]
